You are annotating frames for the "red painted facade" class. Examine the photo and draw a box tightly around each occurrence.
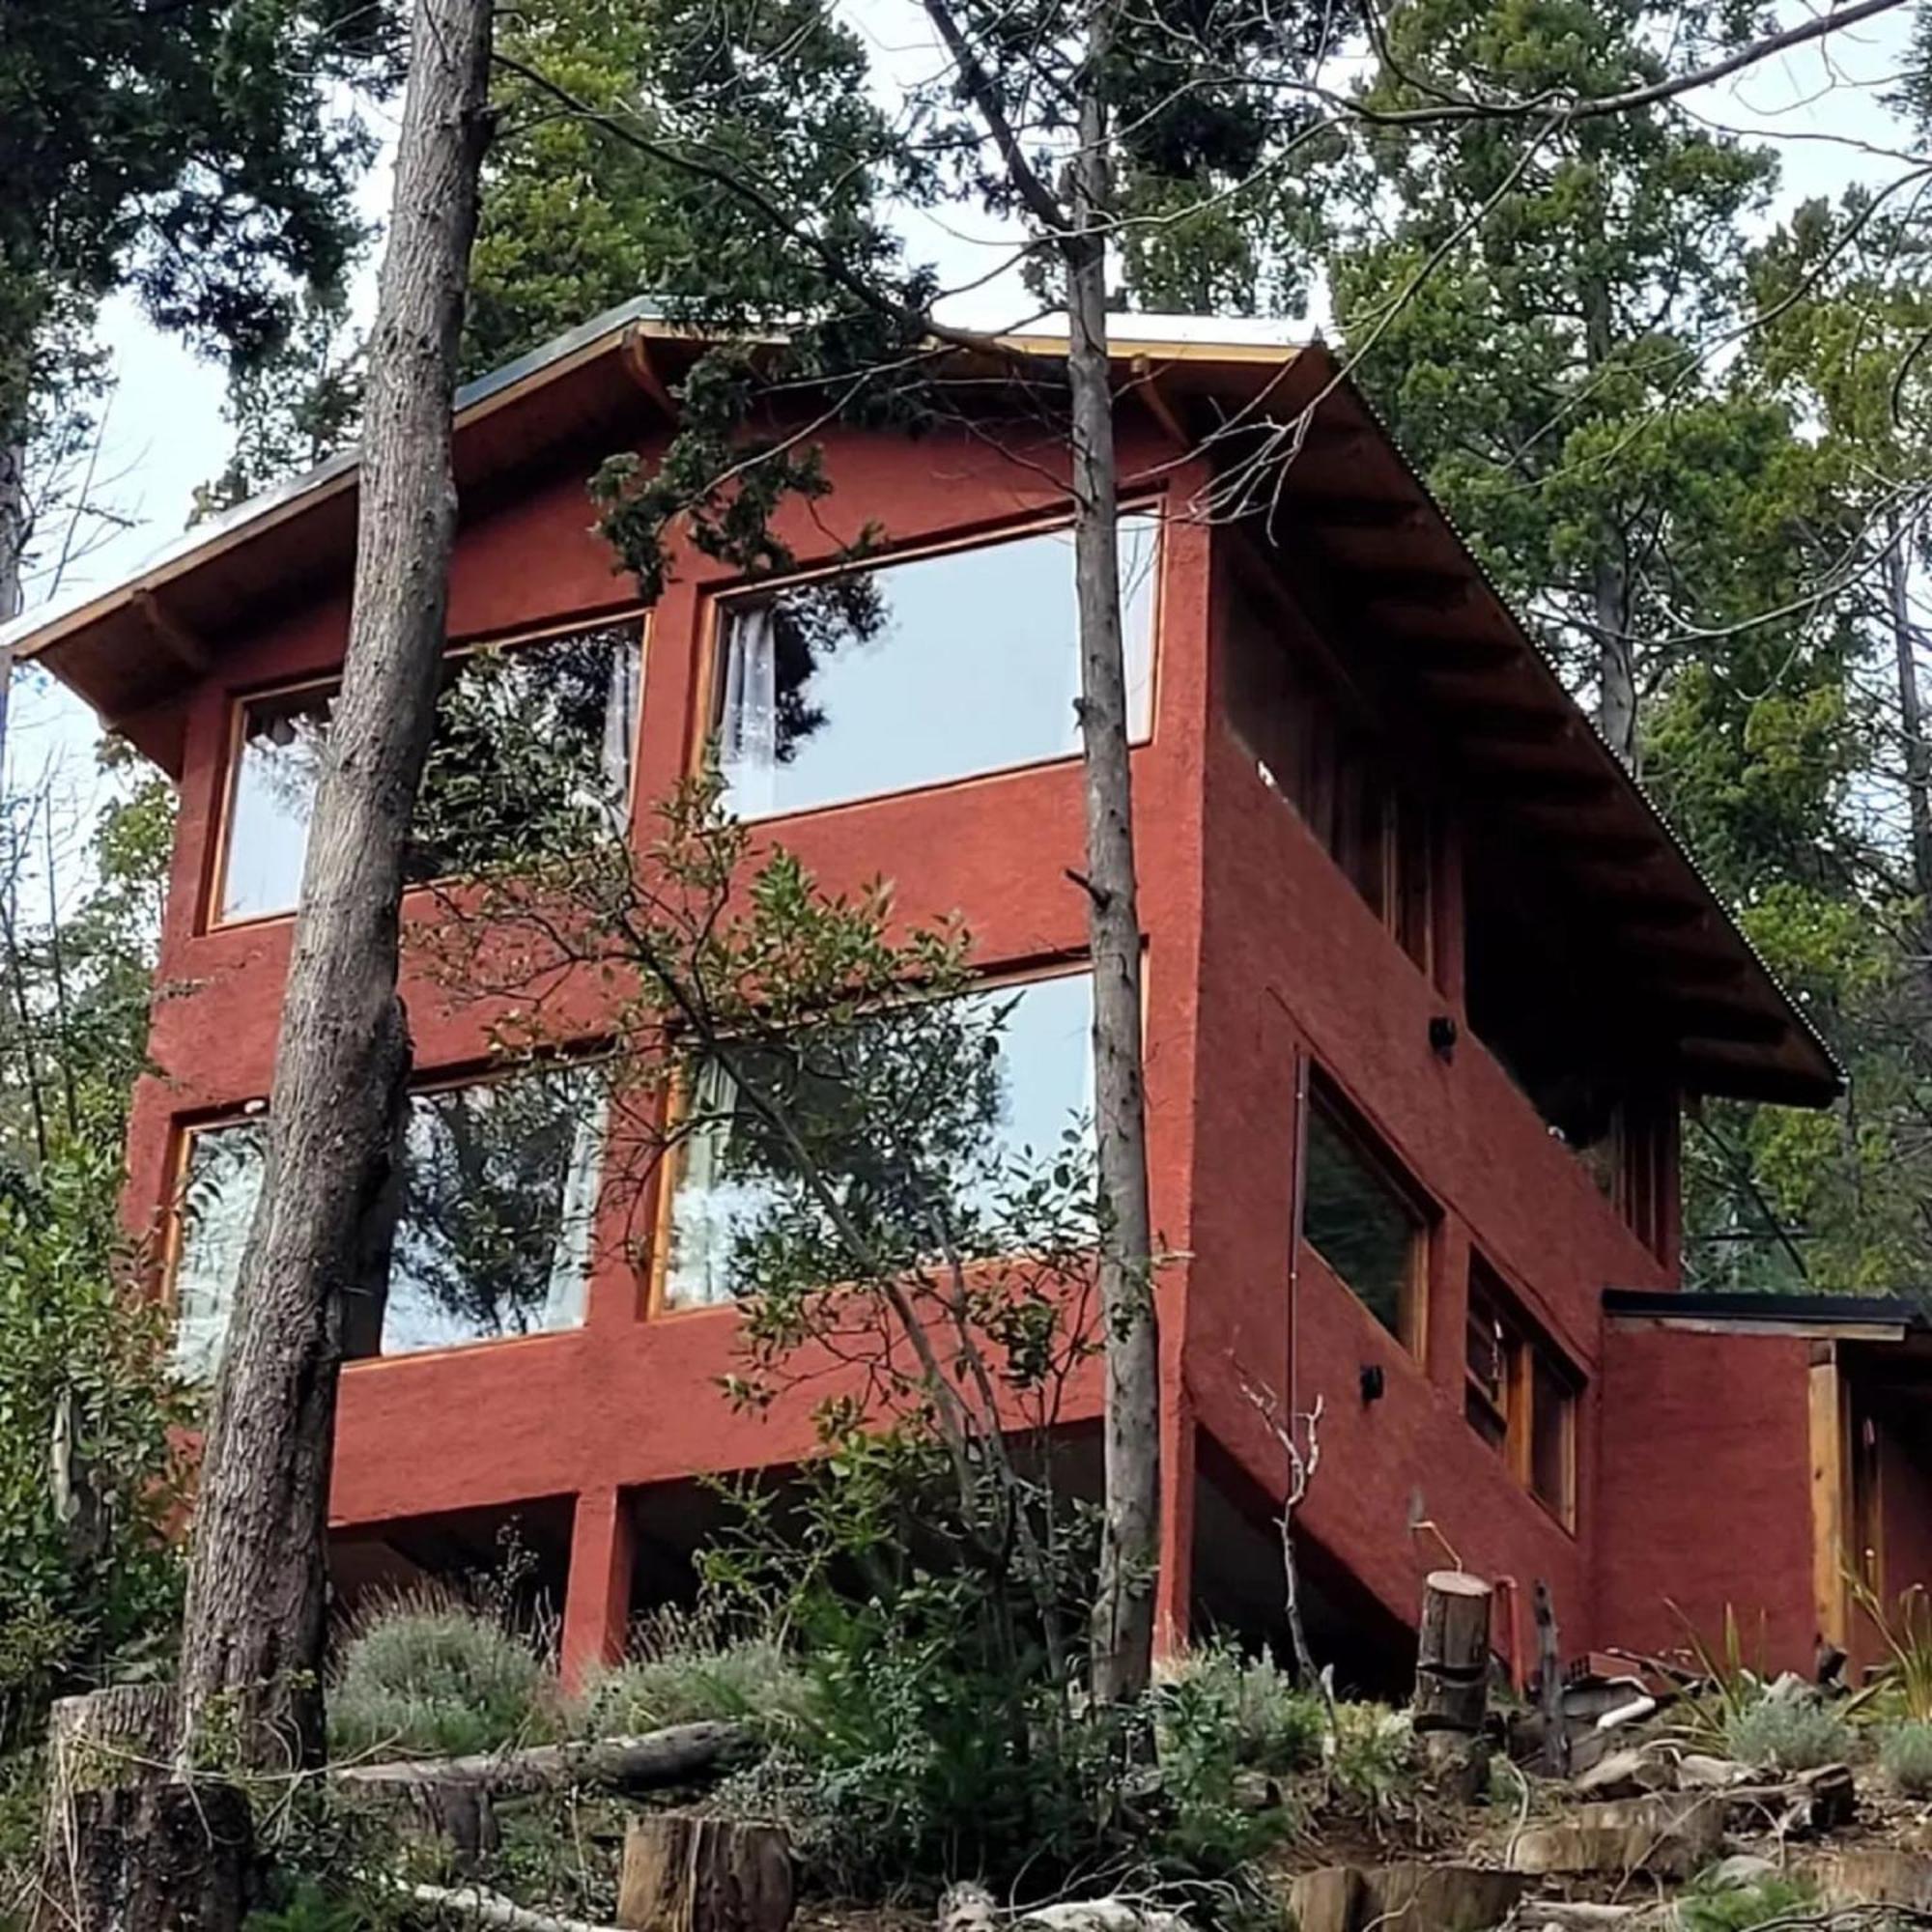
[28,317,1906,1689]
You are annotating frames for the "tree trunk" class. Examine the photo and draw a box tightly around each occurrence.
[1065,2,1160,1707]
[1886,520,1932,910]
[172,0,494,1776]
[616,1815,793,1932]
[1579,278,1636,769]
[0,435,26,795]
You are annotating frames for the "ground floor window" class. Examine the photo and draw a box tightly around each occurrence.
[169,1062,606,1378]
[1464,1257,1578,1527]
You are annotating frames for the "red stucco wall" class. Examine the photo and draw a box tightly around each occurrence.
[1594,1324,1817,1670]
[123,396,1786,1674]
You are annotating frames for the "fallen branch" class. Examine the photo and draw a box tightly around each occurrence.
[397,1879,621,1932]
[334,1720,753,1802]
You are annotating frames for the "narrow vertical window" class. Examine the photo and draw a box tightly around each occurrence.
[1464,1256,1578,1528]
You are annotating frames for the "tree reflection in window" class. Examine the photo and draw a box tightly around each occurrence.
[715,516,1160,819]
[216,622,639,923]
[666,971,1095,1308]
[169,1063,605,1378]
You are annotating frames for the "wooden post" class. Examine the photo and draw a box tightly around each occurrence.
[1535,1579,1570,1776]
[1413,1570,1492,1801]
[36,1685,251,1932]
[617,1815,793,1932]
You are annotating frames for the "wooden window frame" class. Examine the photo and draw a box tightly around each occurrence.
[1464,1257,1579,1531]
[696,506,1167,823]
[645,956,1100,1319]
[1301,1071,1432,1359]
[202,611,649,934]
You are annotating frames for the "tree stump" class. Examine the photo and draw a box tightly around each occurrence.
[1412,1570,1492,1800]
[617,1815,793,1932]
[36,1683,251,1932]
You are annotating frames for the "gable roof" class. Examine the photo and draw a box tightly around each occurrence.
[2,298,1841,1109]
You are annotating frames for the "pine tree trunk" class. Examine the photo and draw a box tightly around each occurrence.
[1580,278,1636,769]
[1886,521,1932,908]
[1065,5,1160,1707]
[0,436,27,783]
[173,0,494,1775]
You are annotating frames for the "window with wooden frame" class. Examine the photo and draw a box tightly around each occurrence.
[1464,1258,1579,1527]
[660,965,1094,1309]
[709,514,1160,821]
[212,618,642,926]
[168,1061,607,1379]
[1299,1072,1430,1352]
[1223,577,1434,972]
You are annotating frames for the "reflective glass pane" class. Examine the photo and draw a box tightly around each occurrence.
[220,689,332,921]
[215,625,639,923]
[1531,1351,1574,1520]
[1301,1096,1421,1340]
[170,1066,604,1376]
[717,516,1159,819]
[666,970,1094,1307]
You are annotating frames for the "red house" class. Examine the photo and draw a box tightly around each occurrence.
[11,304,1916,1689]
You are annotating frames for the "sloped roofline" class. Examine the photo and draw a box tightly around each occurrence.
[2,298,1842,1107]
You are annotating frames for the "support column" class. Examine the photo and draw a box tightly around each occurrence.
[1155,1398,1198,1659]
[560,1485,634,1692]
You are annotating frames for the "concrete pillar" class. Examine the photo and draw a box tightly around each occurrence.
[1155,1398,1198,1659]
[560,1485,634,1691]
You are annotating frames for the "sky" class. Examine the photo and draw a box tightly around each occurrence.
[3,0,1923,871]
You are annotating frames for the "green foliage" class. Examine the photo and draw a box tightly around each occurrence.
[1151,1647,1321,1866]
[328,1592,559,1761]
[1326,1703,1417,1812]
[1880,1719,1932,1796]
[575,1608,812,1739]
[243,1878,381,1932]
[1671,1603,1772,1748]
[0,1150,189,1748]
[1722,1695,1852,1774]
[1849,1580,1932,1722]
[1677,1866,1818,1932]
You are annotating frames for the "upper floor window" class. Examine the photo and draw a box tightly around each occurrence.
[1224,578,1432,969]
[664,967,1094,1308]
[214,620,641,925]
[714,515,1160,820]
[1300,1071,1429,1352]
[1464,1257,1578,1527]
[170,1062,605,1378]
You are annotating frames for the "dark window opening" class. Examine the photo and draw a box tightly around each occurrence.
[1464,1258,1578,1527]
[1224,580,1433,971]
[1300,1073,1428,1351]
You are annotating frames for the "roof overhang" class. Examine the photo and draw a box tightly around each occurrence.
[1605,1288,1929,1343]
[3,298,1841,1109]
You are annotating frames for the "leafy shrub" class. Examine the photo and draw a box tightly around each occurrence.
[1881,1719,1932,1795]
[1329,1702,1416,1809]
[1722,1694,1851,1773]
[329,1591,558,1760]
[1852,1579,1932,1720]
[576,1606,813,1740]
[1677,1867,1817,1932]
[1151,1647,1321,1867]
[0,1153,190,1748]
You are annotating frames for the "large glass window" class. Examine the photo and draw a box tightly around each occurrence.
[664,969,1094,1308]
[214,622,641,924]
[1300,1074,1427,1350]
[169,1063,606,1378]
[714,516,1160,819]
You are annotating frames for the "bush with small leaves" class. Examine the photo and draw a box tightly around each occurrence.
[328,1590,558,1760]
[1329,1702,1417,1810]
[575,1606,814,1740]
[1677,1866,1817,1932]
[1881,1719,1932,1795]
[1722,1694,1851,1774]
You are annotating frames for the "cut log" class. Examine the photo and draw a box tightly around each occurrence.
[38,1778,251,1932]
[334,1719,752,1804]
[1413,1571,1492,1737]
[616,1814,793,1932]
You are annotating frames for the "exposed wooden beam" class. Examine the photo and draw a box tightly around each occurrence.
[1339,565,1467,608]
[1129,355,1189,447]
[1660,996,1790,1045]
[619,329,676,421]
[131,589,210,673]
[1442,706,1575,746]
[1295,493,1419,530]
